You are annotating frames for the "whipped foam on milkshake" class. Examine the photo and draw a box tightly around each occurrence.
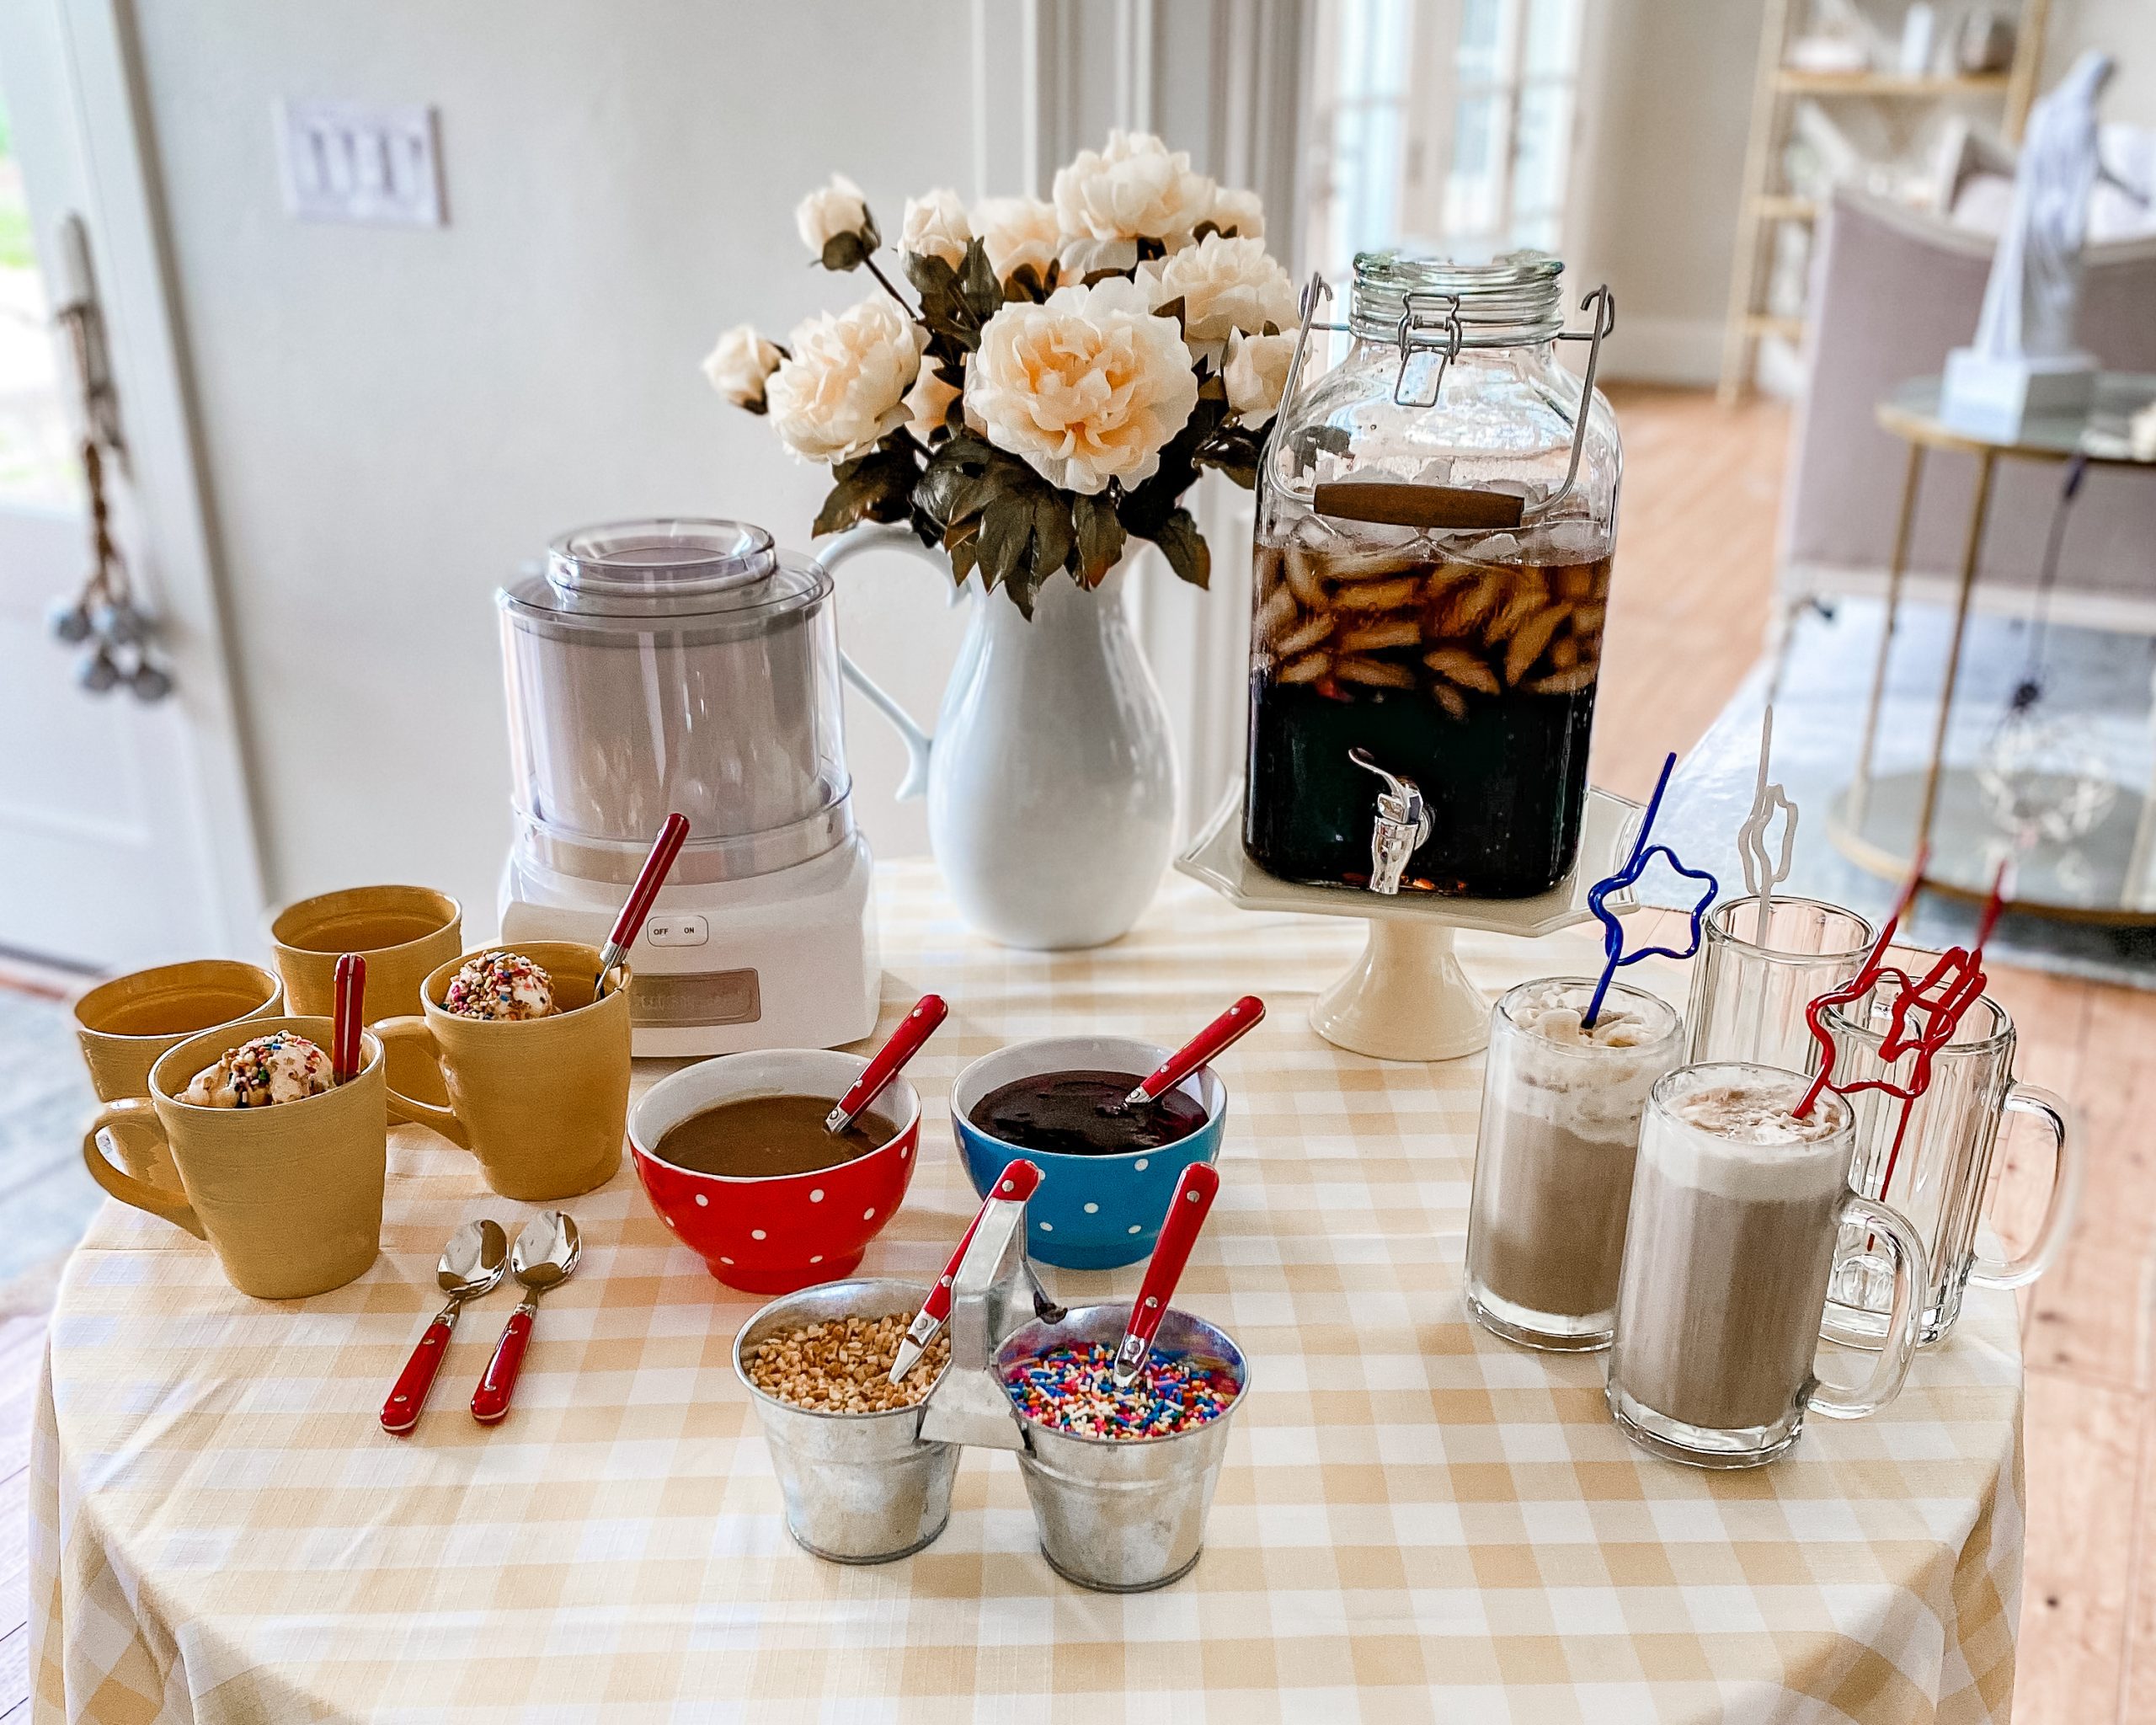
[1666,1079,1847,1146]
[1498,980,1678,1145]
[1640,1067,1852,1200]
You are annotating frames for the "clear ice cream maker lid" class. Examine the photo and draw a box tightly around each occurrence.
[500,517,831,636]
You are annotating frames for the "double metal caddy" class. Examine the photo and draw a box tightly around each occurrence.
[732,1182,1248,1592]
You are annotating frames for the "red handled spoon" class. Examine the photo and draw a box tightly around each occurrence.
[596,812,691,989]
[889,1157,1043,1385]
[1114,996,1265,1112]
[1111,1162,1221,1389]
[825,994,947,1136]
[331,953,366,1084]
[381,1219,507,1434]
[472,1211,581,1425]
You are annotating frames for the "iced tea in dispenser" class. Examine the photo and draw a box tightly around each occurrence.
[1244,252,1621,899]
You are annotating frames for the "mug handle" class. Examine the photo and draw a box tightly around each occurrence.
[375,1016,472,1149]
[1970,1082,2079,1290]
[80,1099,205,1240]
[1810,1194,1929,1421]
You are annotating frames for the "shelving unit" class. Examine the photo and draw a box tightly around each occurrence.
[1716,0,2052,403]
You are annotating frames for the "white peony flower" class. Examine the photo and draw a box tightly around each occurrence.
[765,298,927,464]
[1139,232,1298,360]
[965,275,1199,495]
[905,362,961,439]
[973,195,1061,285]
[796,172,875,257]
[1058,235,1140,282]
[1053,131,1216,245]
[698,321,784,409]
[702,323,785,412]
[1205,186,1266,238]
[1222,329,1296,426]
[899,188,970,270]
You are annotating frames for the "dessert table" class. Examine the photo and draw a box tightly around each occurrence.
[33,862,2024,1723]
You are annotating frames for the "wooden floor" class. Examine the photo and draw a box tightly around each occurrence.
[0,386,2144,1719]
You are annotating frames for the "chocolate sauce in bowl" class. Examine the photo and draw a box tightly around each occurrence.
[969,1069,1207,1156]
[654,1094,892,1178]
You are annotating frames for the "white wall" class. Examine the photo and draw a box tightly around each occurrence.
[1573,0,1764,386]
[131,0,990,928]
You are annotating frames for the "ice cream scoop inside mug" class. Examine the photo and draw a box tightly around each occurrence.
[375,940,631,1203]
[79,1015,388,1300]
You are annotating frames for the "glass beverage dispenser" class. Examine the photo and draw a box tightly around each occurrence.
[1245,251,1620,900]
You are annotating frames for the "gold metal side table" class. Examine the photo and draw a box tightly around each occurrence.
[1828,372,2156,924]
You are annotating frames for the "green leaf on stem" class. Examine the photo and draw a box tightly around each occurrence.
[1146,506,1210,590]
[811,435,921,537]
[959,238,1004,326]
[818,217,881,272]
[1071,491,1125,586]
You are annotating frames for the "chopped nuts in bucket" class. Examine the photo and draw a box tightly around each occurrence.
[746,1313,949,1413]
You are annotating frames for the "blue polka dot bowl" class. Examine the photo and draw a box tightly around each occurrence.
[950,1036,1227,1271]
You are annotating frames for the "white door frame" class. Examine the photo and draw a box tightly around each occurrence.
[10,0,263,953]
[969,0,1314,839]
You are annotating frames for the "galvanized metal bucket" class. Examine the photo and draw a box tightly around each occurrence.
[992,1301,1249,1592]
[733,1276,958,1563]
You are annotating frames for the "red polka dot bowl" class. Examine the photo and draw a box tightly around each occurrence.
[628,1049,921,1294]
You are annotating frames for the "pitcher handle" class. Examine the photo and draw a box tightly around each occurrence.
[81,1099,205,1240]
[820,522,954,802]
[1810,1195,1928,1421]
[376,1016,472,1150]
[1970,1082,2079,1290]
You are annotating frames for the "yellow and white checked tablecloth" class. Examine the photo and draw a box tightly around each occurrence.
[34,862,2023,1724]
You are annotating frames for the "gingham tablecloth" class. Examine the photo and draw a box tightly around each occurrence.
[33,861,2022,1724]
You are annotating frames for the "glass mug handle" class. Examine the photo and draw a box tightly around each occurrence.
[1970,1082,2079,1290]
[1810,1195,1929,1421]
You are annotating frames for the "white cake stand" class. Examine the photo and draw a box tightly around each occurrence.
[1175,782,1642,1062]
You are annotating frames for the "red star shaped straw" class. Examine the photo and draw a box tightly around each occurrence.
[1794,856,2011,1158]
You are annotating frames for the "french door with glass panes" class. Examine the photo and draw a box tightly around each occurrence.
[1306,0,1590,271]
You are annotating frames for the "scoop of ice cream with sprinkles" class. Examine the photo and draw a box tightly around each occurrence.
[183,1031,334,1108]
[1005,1342,1239,1439]
[442,950,556,1022]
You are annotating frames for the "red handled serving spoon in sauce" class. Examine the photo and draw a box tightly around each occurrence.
[597,812,691,991]
[472,1211,581,1425]
[1112,1162,1222,1389]
[826,994,948,1136]
[1116,996,1265,1112]
[889,1157,1045,1385]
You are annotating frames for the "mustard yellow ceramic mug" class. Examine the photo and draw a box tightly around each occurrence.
[270,884,461,1106]
[376,941,630,1202]
[80,1016,387,1300]
[72,959,285,1107]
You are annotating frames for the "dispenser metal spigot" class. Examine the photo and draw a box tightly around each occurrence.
[1349,748,1433,895]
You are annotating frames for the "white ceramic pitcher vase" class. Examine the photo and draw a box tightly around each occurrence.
[827,523,1178,951]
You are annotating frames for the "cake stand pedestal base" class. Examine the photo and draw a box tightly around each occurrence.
[1177,783,1641,1064]
[1312,920,1489,1060]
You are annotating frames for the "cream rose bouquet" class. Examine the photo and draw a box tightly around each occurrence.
[707,132,1296,616]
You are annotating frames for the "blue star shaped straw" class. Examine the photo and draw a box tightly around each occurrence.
[1582,750,1719,1028]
